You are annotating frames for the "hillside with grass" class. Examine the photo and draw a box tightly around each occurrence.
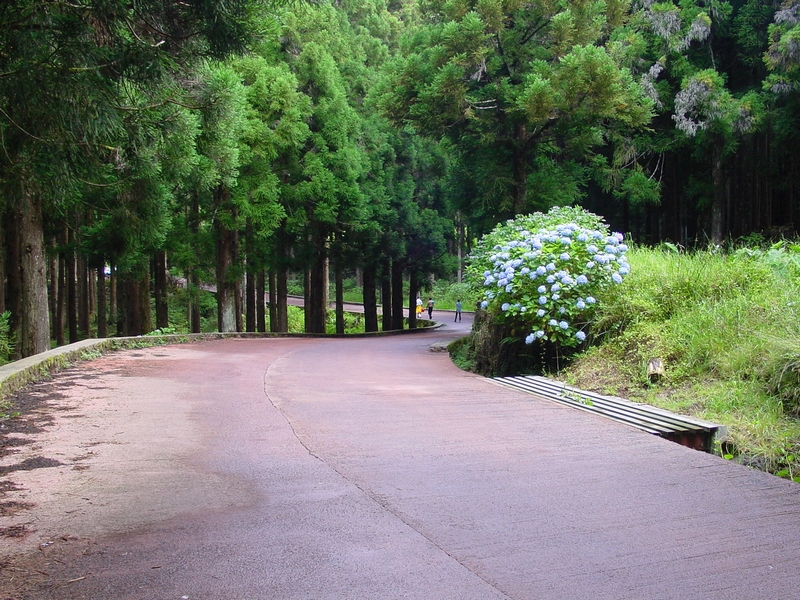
[558,244,800,479]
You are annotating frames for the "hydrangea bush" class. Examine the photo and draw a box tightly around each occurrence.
[468,206,630,348]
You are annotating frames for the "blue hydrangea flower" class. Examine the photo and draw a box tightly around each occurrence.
[576,299,586,310]
[480,300,489,309]
[538,285,547,294]
[536,265,547,276]
[612,273,623,284]
[576,331,586,341]
[559,320,569,329]
[586,296,596,304]
[551,293,560,301]
[537,309,546,317]
[549,319,558,327]
[501,302,511,311]
[525,333,536,345]
[551,283,561,292]
[576,274,588,285]
[538,296,548,305]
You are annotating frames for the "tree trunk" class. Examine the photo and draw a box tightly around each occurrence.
[188,192,201,333]
[3,205,21,355]
[276,264,288,333]
[245,222,256,333]
[335,253,344,335]
[153,250,169,330]
[48,235,58,340]
[456,212,464,283]
[380,258,392,331]
[303,267,311,333]
[408,270,418,329]
[363,263,378,333]
[5,186,51,357]
[77,252,90,338]
[97,264,107,338]
[512,125,529,214]
[268,269,277,332]
[118,271,151,336]
[257,268,266,333]
[55,247,66,347]
[109,260,117,334]
[391,259,404,331]
[189,271,201,333]
[308,242,328,334]
[214,185,239,333]
[235,272,243,334]
[67,229,78,343]
[0,223,5,316]
[710,136,725,244]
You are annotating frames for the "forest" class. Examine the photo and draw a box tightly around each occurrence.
[2,0,800,360]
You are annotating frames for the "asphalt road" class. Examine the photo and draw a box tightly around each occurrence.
[3,314,800,599]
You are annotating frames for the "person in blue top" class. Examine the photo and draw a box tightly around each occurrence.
[427,297,434,319]
[454,299,462,322]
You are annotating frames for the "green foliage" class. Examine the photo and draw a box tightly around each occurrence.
[428,281,476,310]
[765,2,800,92]
[285,305,306,333]
[377,0,655,225]
[166,287,219,334]
[562,245,800,476]
[0,312,15,366]
[326,310,366,334]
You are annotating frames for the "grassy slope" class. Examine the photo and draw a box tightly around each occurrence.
[559,246,800,478]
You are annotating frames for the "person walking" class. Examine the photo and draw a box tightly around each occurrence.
[454,299,462,322]
[427,297,434,319]
[416,297,423,319]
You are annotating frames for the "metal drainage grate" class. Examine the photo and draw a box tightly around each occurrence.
[491,375,727,453]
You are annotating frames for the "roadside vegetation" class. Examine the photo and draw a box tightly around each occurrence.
[454,237,800,480]
[560,243,800,478]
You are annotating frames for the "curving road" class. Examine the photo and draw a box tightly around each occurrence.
[3,314,800,599]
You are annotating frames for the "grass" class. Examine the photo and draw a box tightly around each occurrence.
[560,244,800,479]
